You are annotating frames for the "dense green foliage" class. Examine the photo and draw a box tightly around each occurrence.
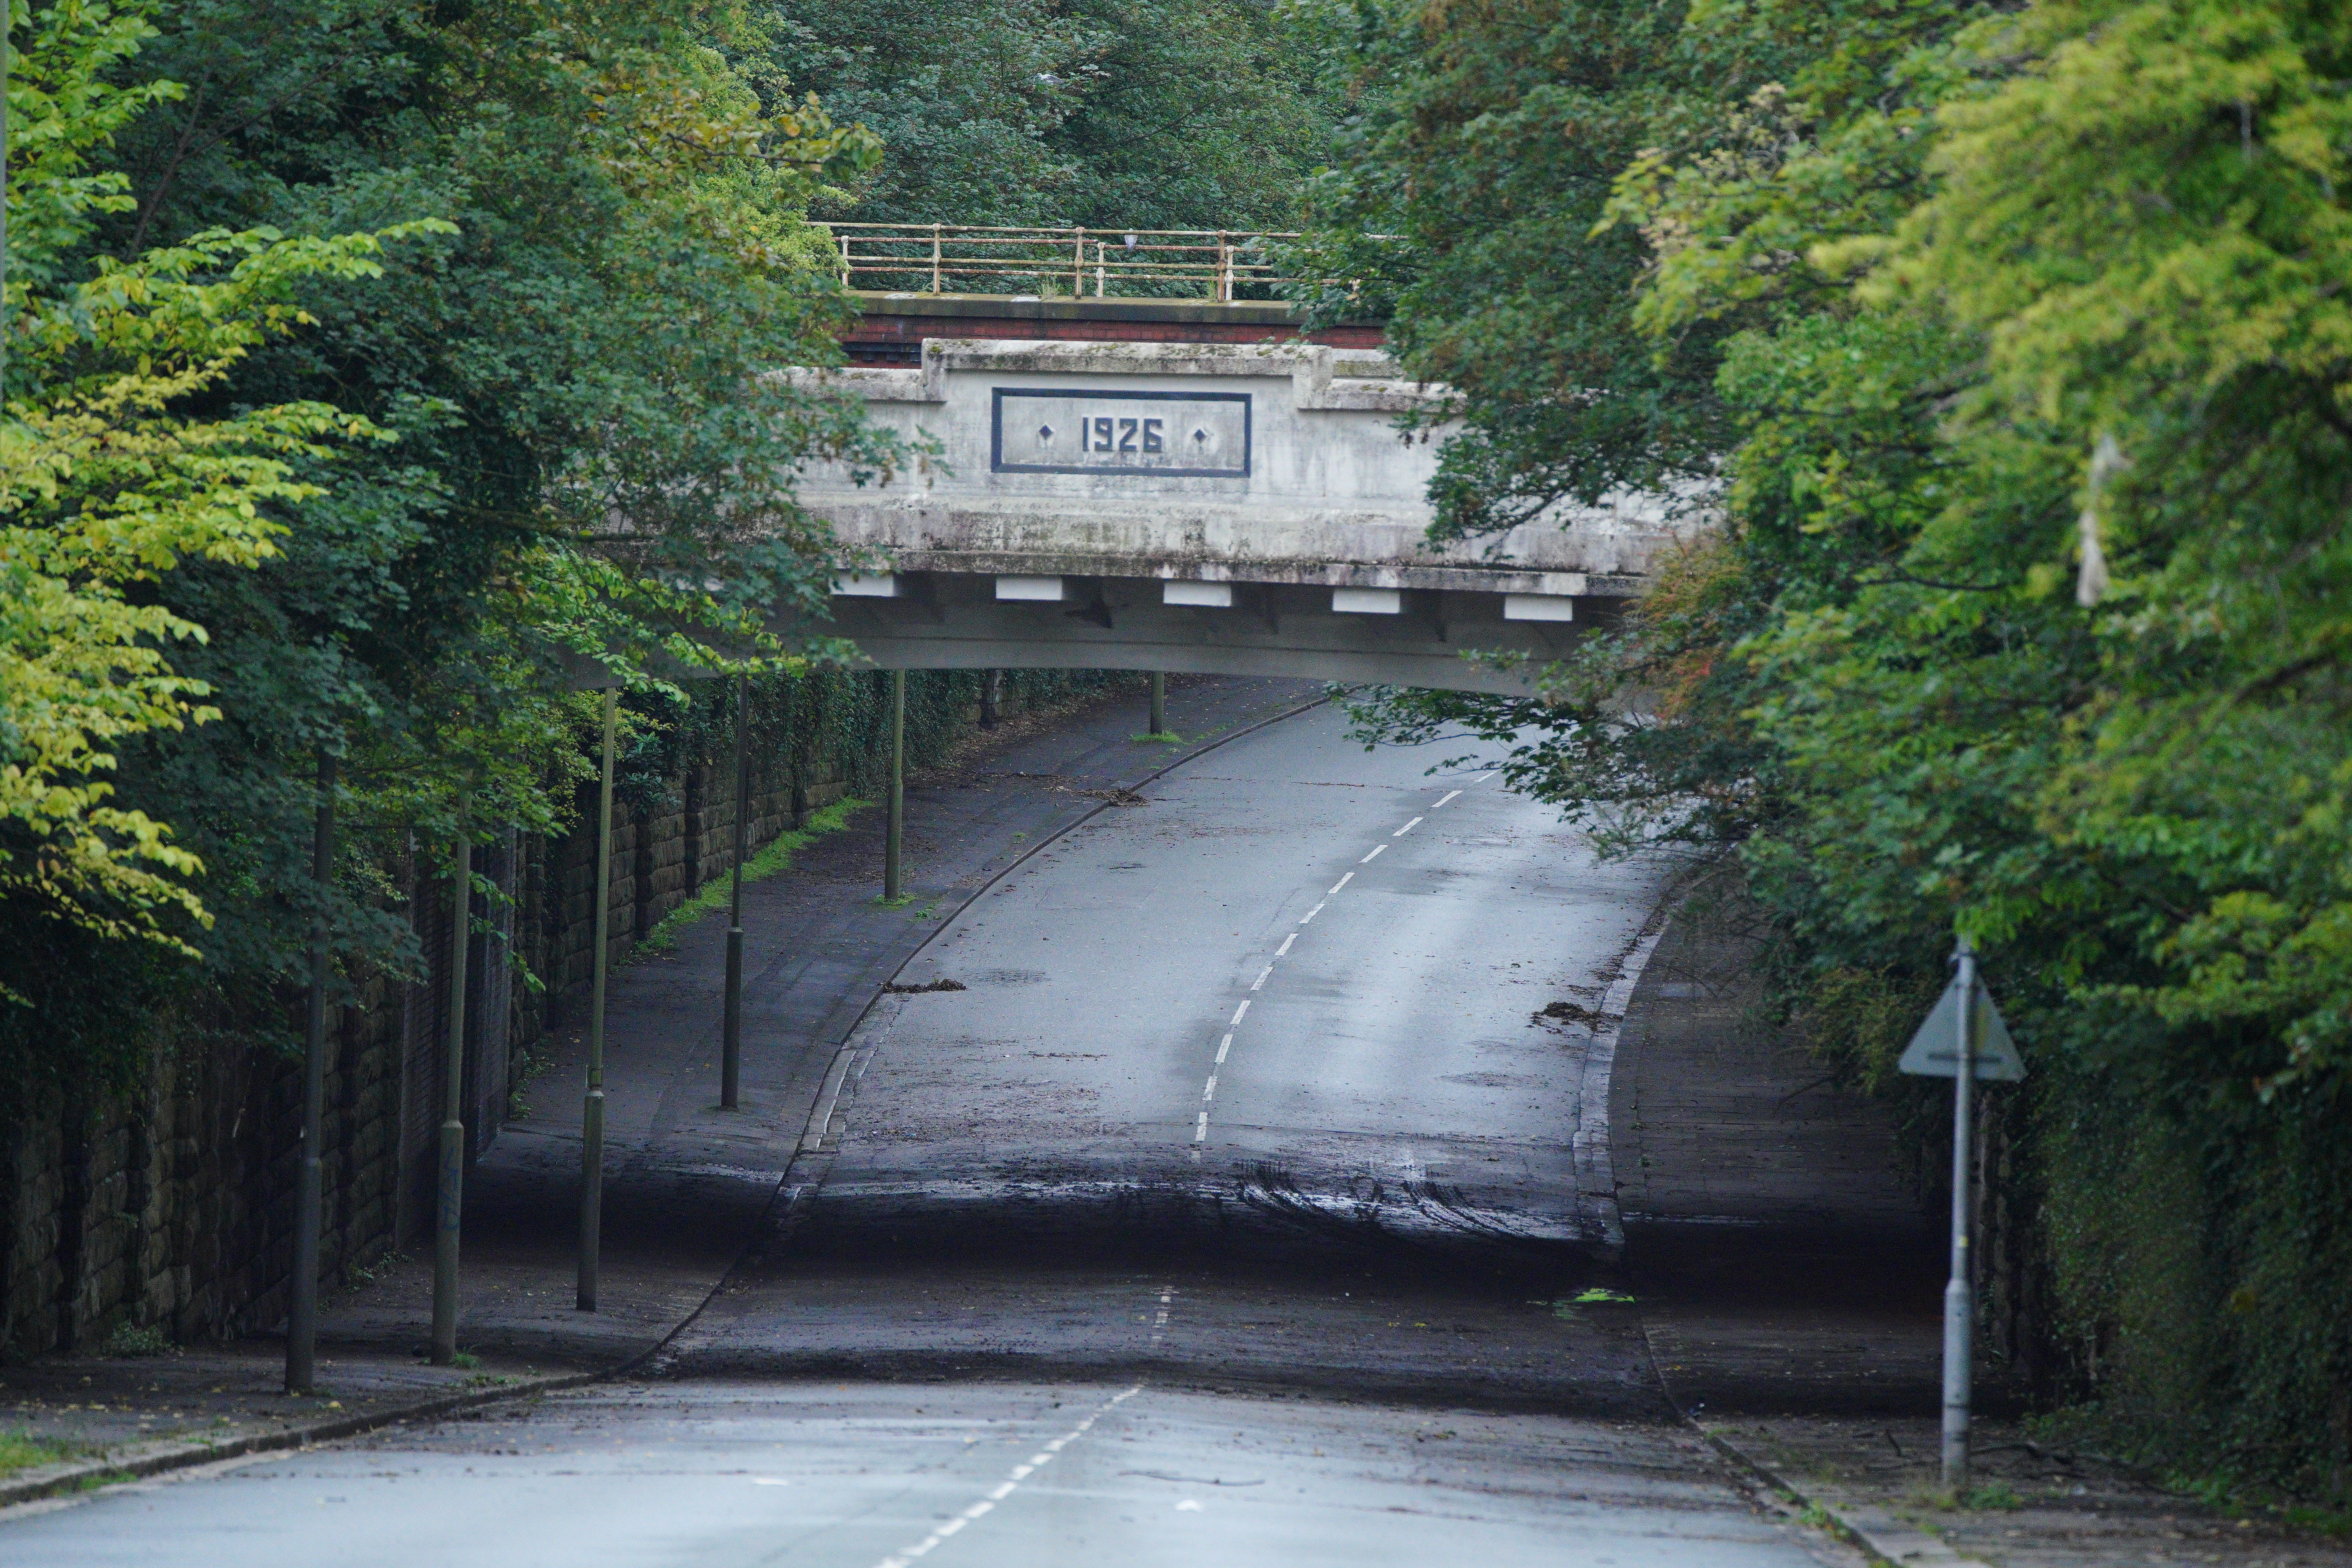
[767,0,1337,231]
[0,0,1339,1093]
[3,0,902,1077]
[1320,0,2352,1504]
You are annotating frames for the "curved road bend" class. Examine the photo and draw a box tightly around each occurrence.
[3,704,1852,1568]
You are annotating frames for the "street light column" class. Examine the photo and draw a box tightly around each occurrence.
[579,690,616,1311]
[287,751,334,1393]
[722,674,749,1110]
[885,670,905,901]
[430,828,470,1366]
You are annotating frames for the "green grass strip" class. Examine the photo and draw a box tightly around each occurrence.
[636,796,868,956]
[0,1430,84,1479]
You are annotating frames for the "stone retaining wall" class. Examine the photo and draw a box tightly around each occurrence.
[0,670,1119,1360]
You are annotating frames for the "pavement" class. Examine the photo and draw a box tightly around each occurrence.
[0,675,1321,1503]
[4,691,2347,1565]
[1613,883,2352,1567]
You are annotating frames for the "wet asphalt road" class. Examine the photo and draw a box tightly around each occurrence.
[3,704,1845,1567]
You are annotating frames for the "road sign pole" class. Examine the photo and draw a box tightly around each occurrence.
[1942,934,1977,1490]
[430,829,470,1366]
[579,689,615,1312]
[722,673,748,1110]
[1149,671,1166,736]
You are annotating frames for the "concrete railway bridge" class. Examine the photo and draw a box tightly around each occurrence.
[781,243,1686,697]
[324,236,1706,1378]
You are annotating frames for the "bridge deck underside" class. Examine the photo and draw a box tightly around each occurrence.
[792,574,1611,694]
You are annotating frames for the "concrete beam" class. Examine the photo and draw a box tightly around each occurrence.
[786,573,1607,695]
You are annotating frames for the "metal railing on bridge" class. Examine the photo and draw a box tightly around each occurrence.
[825,223,1340,302]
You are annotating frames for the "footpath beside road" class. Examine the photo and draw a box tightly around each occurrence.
[1613,889,2352,1568]
[0,675,1322,1510]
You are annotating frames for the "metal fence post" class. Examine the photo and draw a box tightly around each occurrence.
[930,223,942,294]
[430,828,470,1366]
[287,751,335,1393]
[722,673,749,1110]
[579,689,615,1311]
[1942,934,1978,1490]
[885,670,905,902]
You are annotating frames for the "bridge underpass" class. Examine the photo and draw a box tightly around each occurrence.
[786,298,1689,695]
[5,289,1940,1568]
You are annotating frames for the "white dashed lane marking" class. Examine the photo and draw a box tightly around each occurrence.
[873,1389,1141,1568]
[1188,768,1495,1150]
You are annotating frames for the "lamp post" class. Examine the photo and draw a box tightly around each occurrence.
[722,674,749,1109]
[286,751,334,1392]
[579,690,616,1311]
[430,827,470,1366]
[884,670,905,902]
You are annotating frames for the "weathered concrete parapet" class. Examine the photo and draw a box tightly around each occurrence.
[782,335,1693,692]
[792,339,1680,592]
[826,339,1428,413]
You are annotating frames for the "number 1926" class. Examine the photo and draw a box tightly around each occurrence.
[1081,415,1164,455]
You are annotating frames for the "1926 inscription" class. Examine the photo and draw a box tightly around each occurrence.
[1082,415,1164,454]
[992,389,1250,479]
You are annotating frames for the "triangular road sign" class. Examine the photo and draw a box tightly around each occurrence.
[1899,975,2025,1081]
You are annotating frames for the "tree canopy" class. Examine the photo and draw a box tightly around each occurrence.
[0,0,1344,1066]
[765,0,1339,229]
[1315,0,2352,1501]
[2,0,891,1056]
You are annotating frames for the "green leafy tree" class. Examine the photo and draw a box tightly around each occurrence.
[1,0,446,973]
[1347,0,2352,1495]
[1286,0,1797,535]
[764,0,1337,233]
[2,0,893,1053]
